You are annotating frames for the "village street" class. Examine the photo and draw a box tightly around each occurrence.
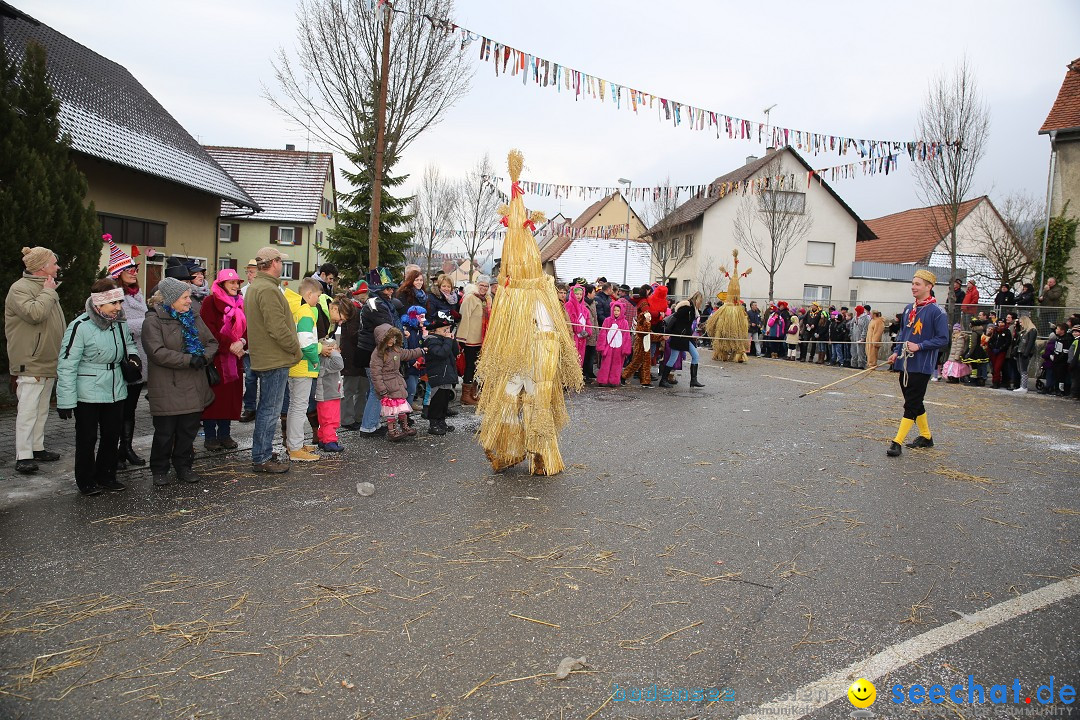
[0,358,1077,720]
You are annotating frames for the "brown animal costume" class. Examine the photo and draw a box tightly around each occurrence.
[621,307,657,386]
[705,249,753,362]
[474,150,583,476]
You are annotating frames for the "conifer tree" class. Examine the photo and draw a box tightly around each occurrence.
[1033,202,1077,303]
[0,41,101,335]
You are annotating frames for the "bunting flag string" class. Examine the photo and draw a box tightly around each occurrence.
[379,3,949,161]
[425,223,631,241]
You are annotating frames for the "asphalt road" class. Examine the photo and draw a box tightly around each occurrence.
[0,358,1077,720]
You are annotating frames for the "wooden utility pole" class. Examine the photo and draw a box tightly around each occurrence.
[368,2,392,272]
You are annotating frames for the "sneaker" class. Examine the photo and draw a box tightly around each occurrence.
[219,437,239,450]
[239,410,256,423]
[205,438,223,452]
[14,459,38,474]
[153,473,171,486]
[177,468,201,484]
[886,441,902,457]
[289,448,320,462]
[358,426,388,438]
[252,459,290,473]
[98,478,128,492]
[32,449,61,462]
[318,441,344,452]
[1013,388,1028,394]
[906,436,934,449]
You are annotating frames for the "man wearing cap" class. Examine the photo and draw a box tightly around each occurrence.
[5,246,66,473]
[238,259,259,423]
[245,247,303,472]
[886,269,950,457]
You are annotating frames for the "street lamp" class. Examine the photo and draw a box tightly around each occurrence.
[618,178,631,285]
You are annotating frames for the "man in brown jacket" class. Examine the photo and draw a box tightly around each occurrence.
[456,275,490,405]
[245,247,302,473]
[5,247,66,474]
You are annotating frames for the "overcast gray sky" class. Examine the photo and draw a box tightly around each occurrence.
[27,0,1080,235]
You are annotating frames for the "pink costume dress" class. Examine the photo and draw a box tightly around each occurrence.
[565,287,589,365]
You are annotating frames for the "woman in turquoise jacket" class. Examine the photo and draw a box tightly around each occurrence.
[56,278,139,495]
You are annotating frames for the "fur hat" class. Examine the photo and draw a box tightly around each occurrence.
[21,246,55,273]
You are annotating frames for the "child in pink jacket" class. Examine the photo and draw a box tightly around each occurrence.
[596,303,630,386]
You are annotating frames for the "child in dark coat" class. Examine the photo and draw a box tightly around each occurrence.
[422,311,459,435]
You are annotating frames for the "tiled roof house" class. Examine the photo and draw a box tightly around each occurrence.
[205,146,337,281]
[1040,57,1080,292]
[1,2,258,290]
[539,193,651,285]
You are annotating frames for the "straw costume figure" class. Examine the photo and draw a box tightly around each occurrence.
[705,249,753,362]
[474,150,584,476]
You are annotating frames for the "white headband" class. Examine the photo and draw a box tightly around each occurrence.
[91,288,124,306]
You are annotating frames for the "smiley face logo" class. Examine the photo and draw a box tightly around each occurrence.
[848,678,876,708]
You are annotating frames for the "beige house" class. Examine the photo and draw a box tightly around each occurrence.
[1040,56,1080,296]
[539,193,650,284]
[652,147,874,304]
[2,5,260,291]
[206,146,336,284]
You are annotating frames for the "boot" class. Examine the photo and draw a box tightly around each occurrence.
[658,366,674,388]
[399,412,417,437]
[280,414,288,447]
[307,411,320,442]
[121,420,146,466]
[690,364,705,388]
[386,416,404,442]
[461,382,479,406]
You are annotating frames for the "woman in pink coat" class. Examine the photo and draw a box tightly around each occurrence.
[596,303,631,386]
[565,283,589,366]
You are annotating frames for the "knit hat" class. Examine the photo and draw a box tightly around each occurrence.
[21,246,55,273]
[164,257,192,281]
[913,269,937,285]
[157,277,190,308]
[103,234,137,277]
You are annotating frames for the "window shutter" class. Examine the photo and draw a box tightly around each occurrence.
[291,263,300,280]
[270,226,279,243]
[229,258,238,270]
[231,224,240,242]
[294,227,303,245]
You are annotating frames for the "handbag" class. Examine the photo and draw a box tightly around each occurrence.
[205,363,221,387]
[119,354,142,383]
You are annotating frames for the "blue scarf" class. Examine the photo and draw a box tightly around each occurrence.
[166,306,205,356]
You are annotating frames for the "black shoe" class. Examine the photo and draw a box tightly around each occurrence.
[428,422,446,436]
[153,473,171,486]
[14,459,38,474]
[440,420,455,433]
[886,441,902,457]
[79,485,103,496]
[359,426,388,438]
[98,478,127,492]
[33,450,60,462]
[177,468,201,484]
[239,410,256,423]
[339,422,362,432]
[906,436,934,449]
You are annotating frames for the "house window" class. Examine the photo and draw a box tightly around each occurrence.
[805,241,835,266]
[315,229,323,248]
[682,279,691,297]
[278,227,295,245]
[281,261,300,280]
[217,257,238,272]
[99,213,167,247]
[656,240,667,261]
[683,234,694,257]
[271,225,303,246]
[760,190,806,214]
[219,223,239,242]
[803,284,832,305]
[322,198,333,218]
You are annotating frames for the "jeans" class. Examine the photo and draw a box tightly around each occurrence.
[830,343,845,365]
[406,375,419,404]
[74,401,123,491]
[242,354,257,412]
[252,367,289,464]
[359,368,382,432]
[685,343,700,364]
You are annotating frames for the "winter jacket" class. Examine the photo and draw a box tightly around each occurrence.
[667,301,697,352]
[993,290,1016,306]
[892,301,950,375]
[961,286,979,315]
[338,310,362,377]
[585,299,598,347]
[245,272,302,372]
[369,325,424,400]
[356,294,399,370]
[747,308,762,335]
[1017,328,1037,359]
[142,304,218,416]
[121,289,149,383]
[422,334,458,388]
[765,312,786,339]
[315,349,344,402]
[56,300,137,408]
[1039,284,1064,306]
[1044,331,1070,371]
[786,320,801,346]
[594,292,611,327]
[5,274,66,377]
[426,289,460,322]
[827,319,849,343]
[456,289,489,346]
[286,289,320,379]
[1015,289,1035,307]
[988,328,1011,355]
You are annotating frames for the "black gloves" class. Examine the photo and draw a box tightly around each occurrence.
[57,407,73,420]
[189,354,208,369]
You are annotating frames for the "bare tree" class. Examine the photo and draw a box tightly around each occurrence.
[695,253,726,302]
[732,154,813,302]
[970,192,1039,290]
[644,179,692,284]
[267,0,472,165]
[410,163,457,279]
[912,57,990,320]
[455,154,502,282]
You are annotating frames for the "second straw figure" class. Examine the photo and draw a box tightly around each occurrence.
[474,150,584,476]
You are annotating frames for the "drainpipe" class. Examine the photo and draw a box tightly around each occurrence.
[1038,130,1057,292]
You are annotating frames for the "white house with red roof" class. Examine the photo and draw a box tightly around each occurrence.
[1040,56,1080,290]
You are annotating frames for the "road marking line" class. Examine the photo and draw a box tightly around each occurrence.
[761,375,817,385]
[736,576,1080,720]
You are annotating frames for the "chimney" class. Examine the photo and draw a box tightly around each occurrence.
[285,144,296,151]
[765,146,777,154]
[745,155,759,165]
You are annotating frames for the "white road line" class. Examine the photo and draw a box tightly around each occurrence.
[736,576,1080,720]
[761,375,817,385]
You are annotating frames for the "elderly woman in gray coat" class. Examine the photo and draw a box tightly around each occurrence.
[142,277,218,487]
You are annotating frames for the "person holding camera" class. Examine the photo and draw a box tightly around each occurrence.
[55,277,139,495]
[142,277,218,487]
